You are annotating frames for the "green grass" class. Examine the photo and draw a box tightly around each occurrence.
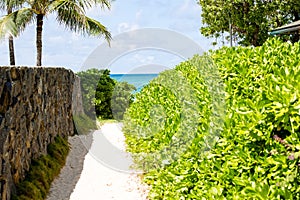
[97,118,119,126]
[12,136,70,200]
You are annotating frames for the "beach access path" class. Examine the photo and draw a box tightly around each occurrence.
[47,123,149,200]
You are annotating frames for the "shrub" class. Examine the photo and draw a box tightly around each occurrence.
[123,38,300,199]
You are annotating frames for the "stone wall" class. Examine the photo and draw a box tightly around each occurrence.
[72,76,84,116]
[0,66,79,200]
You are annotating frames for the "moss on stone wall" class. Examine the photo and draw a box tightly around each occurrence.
[11,136,70,200]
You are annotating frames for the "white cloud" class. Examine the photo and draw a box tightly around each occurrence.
[117,22,139,33]
[126,64,170,74]
[132,54,155,64]
[135,9,143,20]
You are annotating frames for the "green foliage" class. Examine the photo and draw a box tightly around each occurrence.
[77,68,136,121]
[123,38,300,199]
[198,0,300,46]
[77,69,115,118]
[73,113,97,135]
[123,63,219,171]
[94,69,116,119]
[111,81,136,120]
[12,136,70,200]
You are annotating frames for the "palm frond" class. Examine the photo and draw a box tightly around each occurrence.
[0,0,23,10]
[74,0,111,10]
[14,8,35,32]
[0,8,34,40]
[99,0,112,10]
[49,0,88,13]
[0,0,7,10]
[28,0,51,14]
[0,15,18,39]
[84,0,111,9]
[50,0,111,13]
[85,16,111,41]
[76,0,93,10]
[54,0,111,43]
[49,0,86,16]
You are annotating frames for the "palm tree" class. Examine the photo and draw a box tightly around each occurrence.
[0,0,112,66]
[0,0,24,65]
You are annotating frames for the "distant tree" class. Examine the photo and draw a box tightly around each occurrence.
[111,81,136,120]
[77,69,136,120]
[0,0,24,65]
[198,0,300,46]
[77,68,110,118]
[0,0,112,66]
[94,69,116,119]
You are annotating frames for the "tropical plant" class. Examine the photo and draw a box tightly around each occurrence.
[77,68,116,119]
[111,81,136,120]
[77,68,136,120]
[0,0,112,66]
[77,68,110,118]
[198,0,300,46]
[123,38,300,199]
[94,69,116,119]
[0,0,24,65]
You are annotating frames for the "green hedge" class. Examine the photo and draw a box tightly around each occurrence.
[123,38,300,199]
[12,136,70,200]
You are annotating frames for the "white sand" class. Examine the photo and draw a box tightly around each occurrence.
[69,123,149,200]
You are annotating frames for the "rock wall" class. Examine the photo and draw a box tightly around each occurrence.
[0,66,79,200]
[72,76,84,116]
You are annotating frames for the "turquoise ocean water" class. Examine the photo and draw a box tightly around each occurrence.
[110,74,158,92]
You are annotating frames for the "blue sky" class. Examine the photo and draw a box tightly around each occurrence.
[0,0,223,73]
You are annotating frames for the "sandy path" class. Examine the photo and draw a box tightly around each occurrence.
[47,132,93,200]
[69,123,149,200]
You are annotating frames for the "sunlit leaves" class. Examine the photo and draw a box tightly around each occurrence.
[198,0,300,46]
[124,38,300,199]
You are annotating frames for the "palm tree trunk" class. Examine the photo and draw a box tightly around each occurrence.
[7,8,15,65]
[36,14,44,66]
[9,36,15,65]
[292,11,300,43]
